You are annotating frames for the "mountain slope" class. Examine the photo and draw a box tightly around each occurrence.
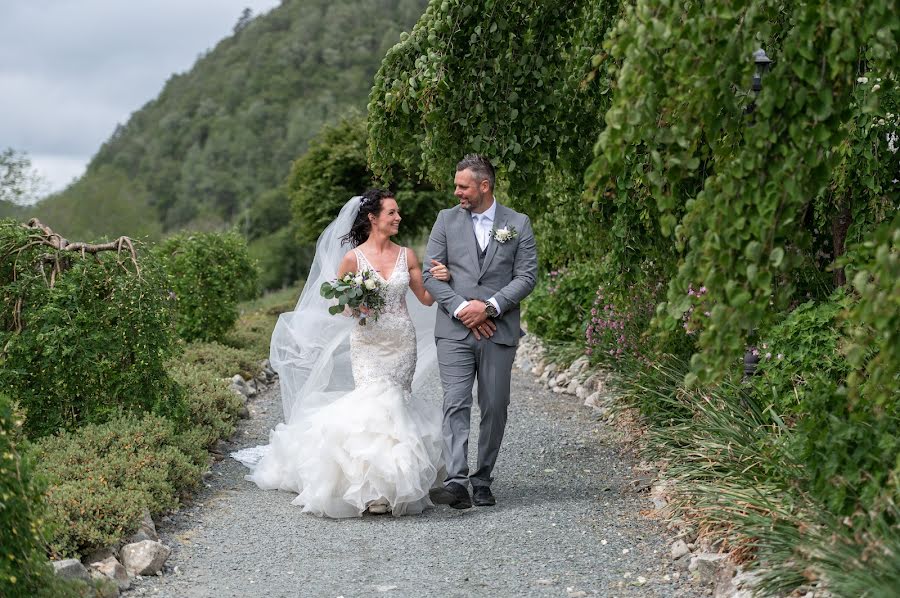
[39,0,426,235]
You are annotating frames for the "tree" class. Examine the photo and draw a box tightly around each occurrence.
[0,148,47,205]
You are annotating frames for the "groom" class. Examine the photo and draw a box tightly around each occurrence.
[423,154,537,509]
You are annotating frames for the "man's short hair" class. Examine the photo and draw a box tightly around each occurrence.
[456,154,495,191]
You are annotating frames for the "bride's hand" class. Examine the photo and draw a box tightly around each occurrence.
[429,259,450,281]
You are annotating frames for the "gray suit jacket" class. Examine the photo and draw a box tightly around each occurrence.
[423,202,538,346]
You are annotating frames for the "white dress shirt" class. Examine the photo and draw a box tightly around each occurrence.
[453,198,502,319]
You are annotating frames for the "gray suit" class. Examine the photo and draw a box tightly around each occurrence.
[423,202,537,488]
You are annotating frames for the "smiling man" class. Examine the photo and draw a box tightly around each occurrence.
[423,154,538,509]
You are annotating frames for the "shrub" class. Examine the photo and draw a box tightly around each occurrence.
[523,262,603,342]
[0,219,185,437]
[32,414,204,557]
[167,360,244,449]
[752,288,898,517]
[222,283,301,357]
[156,230,259,342]
[0,394,62,596]
[179,341,260,380]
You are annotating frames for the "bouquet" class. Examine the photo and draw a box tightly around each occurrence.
[320,269,385,325]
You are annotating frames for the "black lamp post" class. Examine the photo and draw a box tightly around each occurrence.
[746,48,773,113]
[752,48,773,92]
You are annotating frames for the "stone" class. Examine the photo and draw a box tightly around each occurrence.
[584,392,603,410]
[238,405,250,419]
[689,553,728,584]
[630,476,654,492]
[126,508,158,544]
[120,540,171,576]
[531,362,545,377]
[652,496,668,510]
[569,355,590,374]
[575,384,590,399]
[81,547,116,567]
[712,561,738,598]
[91,557,131,590]
[52,559,92,582]
[90,570,121,598]
[556,372,571,386]
[566,379,580,395]
[671,539,690,560]
[582,373,602,392]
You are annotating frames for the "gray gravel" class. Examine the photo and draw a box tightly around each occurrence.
[131,364,703,598]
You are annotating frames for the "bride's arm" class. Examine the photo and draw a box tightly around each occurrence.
[407,248,448,306]
[336,251,365,316]
[336,251,357,279]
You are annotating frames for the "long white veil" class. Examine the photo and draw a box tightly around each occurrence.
[269,196,438,425]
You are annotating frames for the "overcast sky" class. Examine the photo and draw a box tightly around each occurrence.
[1,0,282,196]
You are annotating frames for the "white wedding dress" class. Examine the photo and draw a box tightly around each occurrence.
[232,247,443,518]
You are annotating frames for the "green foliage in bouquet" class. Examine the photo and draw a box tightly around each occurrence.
[0,219,185,438]
[155,230,259,342]
[320,270,386,323]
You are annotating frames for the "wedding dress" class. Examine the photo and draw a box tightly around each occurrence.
[232,237,443,518]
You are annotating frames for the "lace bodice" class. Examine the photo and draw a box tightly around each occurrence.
[350,247,417,393]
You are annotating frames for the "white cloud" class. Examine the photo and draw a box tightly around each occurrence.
[1,0,282,195]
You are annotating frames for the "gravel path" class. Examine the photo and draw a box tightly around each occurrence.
[131,363,702,598]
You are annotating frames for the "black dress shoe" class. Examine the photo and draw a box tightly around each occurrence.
[429,482,472,509]
[472,485,496,506]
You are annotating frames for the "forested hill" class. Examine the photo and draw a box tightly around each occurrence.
[34,0,427,237]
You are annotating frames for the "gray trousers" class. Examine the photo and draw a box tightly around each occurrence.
[436,336,517,489]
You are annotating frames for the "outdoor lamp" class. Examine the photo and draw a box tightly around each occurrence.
[751,48,772,93]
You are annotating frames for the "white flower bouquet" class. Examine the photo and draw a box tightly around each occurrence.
[320,269,385,325]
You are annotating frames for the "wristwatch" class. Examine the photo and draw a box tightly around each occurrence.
[484,302,499,318]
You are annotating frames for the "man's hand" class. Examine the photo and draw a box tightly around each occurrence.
[458,300,488,328]
[471,318,496,341]
[458,300,497,340]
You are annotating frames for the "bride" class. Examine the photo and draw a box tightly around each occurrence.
[232,189,450,518]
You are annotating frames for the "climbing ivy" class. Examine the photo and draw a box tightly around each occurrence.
[590,0,899,382]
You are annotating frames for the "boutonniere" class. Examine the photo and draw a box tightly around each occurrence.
[490,225,518,244]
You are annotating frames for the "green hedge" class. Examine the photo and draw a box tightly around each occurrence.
[32,414,205,557]
[0,394,63,596]
[167,360,244,449]
[156,230,259,342]
[0,219,185,438]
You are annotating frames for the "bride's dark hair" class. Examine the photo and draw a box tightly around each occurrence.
[340,188,394,247]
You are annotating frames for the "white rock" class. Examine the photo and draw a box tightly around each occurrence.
[566,380,580,394]
[652,496,668,510]
[127,508,158,543]
[569,355,590,374]
[689,553,728,584]
[556,372,571,386]
[575,384,589,399]
[91,556,131,590]
[120,540,171,576]
[52,559,91,582]
[671,539,690,560]
[584,392,603,410]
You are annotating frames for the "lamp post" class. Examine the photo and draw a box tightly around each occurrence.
[752,48,772,92]
[746,48,773,114]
